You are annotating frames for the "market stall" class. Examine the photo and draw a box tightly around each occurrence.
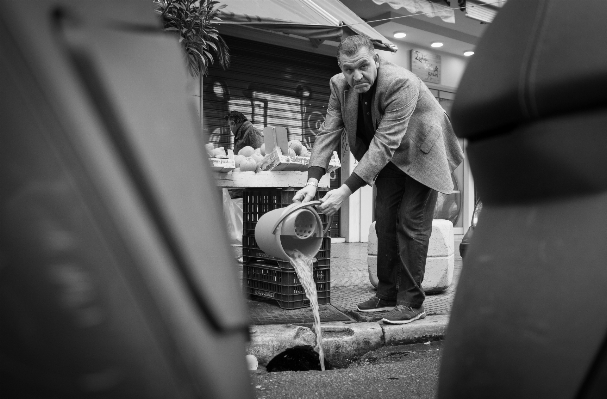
[215,170,331,189]
[210,132,341,309]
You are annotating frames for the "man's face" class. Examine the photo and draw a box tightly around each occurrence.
[228,119,236,133]
[338,47,379,94]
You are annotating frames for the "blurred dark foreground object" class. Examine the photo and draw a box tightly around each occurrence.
[458,199,481,259]
[0,1,253,398]
[438,0,607,398]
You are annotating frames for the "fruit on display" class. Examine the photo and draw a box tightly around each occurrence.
[212,147,227,158]
[238,146,255,157]
[287,148,296,157]
[205,143,215,157]
[288,139,304,156]
[299,147,310,157]
[239,157,257,172]
[234,154,245,167]
[260,143,266,156]
[251,152,264,165]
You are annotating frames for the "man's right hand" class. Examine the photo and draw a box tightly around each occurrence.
[293,185,317,203]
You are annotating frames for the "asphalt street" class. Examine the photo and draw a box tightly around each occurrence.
[250,341,442,399]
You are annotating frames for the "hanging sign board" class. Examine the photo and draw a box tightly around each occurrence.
[411,49,441,84]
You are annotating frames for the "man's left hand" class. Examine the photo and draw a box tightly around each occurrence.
[317,185,352,217]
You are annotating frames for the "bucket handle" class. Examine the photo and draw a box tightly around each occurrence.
[270,200,332,237]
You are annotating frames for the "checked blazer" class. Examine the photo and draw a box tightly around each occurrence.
[308,57,464,194]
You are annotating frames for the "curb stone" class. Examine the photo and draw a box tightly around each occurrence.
[382,315,449,346]
[246,315,448,368]
[320,322,383,368]
[247,324,316,366]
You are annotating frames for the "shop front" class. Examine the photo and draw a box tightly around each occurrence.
[200,0,474,241]
[203,34,343,236]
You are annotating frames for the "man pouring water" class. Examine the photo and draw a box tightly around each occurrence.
[293,35,463,324]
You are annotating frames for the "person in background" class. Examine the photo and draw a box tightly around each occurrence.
[293,35,463,324]
[223,111,263,202]
[224,111,263,154]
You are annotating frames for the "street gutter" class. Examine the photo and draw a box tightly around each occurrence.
[247,315,449,368]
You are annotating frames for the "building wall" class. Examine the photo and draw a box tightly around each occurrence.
[381,42,468,89]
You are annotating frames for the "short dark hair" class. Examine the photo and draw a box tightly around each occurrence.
[224,111,248,125]
[337,35,375,63]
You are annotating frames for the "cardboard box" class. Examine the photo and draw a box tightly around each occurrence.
[209,157,235,172]
[263,126,289,155]
[259,148,340,173]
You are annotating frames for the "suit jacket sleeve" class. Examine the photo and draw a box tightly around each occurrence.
[353,75,420,185]
[308,76,344,171]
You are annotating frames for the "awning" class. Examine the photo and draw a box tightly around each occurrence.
[216,0,398,52]
[371,0,456,23]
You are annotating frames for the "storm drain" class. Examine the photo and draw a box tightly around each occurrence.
[266,345,333,372]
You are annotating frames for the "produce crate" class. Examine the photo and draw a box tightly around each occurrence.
[242,235,331,267]
[242,187,330,237]
[244,261,330,309]
[209,157,235,172]
[259,147,341,173]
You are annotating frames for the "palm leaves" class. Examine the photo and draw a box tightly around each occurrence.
[155,0,230,76]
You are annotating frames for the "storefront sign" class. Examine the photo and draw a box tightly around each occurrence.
[411,49,441,84]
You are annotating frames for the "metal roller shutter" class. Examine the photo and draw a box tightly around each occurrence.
[204,35,342,237]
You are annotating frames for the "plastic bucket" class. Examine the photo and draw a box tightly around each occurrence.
[255,201,327,261]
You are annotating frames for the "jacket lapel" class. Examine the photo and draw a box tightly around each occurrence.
[343,87,359,150]
[372,59,385,129]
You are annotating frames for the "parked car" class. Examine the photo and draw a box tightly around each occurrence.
[459,199,482,259]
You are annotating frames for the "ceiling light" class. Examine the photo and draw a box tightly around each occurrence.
[431,42,443,48]
[393,32,406,39]
[464,51,475,56]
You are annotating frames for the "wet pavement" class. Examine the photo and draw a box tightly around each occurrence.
[238,240,463,325]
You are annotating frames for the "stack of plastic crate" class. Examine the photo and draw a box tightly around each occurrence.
[242,187,331,309]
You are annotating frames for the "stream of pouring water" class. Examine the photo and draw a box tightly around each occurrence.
[286,248,325,371]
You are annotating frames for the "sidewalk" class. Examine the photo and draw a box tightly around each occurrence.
[239,238,463,368]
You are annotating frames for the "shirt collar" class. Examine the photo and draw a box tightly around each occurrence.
[359,79,377,101]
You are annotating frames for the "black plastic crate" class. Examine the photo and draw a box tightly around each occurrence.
[242,188,330,236]
[242,235,331,267]
[244,262,330,309]
[245,287,330,309]
[244,261,330,286]
[243,218,331,237]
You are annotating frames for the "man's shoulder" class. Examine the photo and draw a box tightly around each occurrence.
[242,120,260,134]
[329,72,348,88]
[379,58,416,82]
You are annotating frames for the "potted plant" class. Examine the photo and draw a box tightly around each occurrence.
[154,0,230,77]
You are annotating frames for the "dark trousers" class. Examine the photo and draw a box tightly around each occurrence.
[374,164,438,308]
